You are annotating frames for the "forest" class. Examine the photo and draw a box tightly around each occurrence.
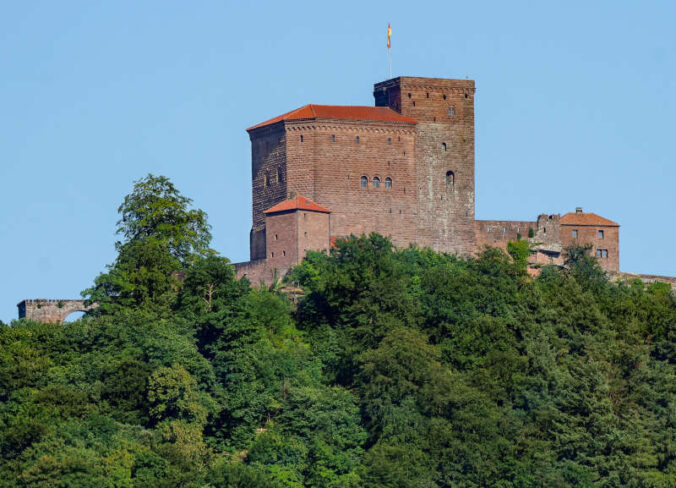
[1,175,674,487]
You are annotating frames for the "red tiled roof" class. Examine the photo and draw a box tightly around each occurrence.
[560,212,619,227]
[264,195,331,215]
[247,104,417,131]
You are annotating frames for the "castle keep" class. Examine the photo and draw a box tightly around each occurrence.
[235,76,620,284]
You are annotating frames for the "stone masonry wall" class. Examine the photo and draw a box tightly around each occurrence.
[17,299,96,324]
[285,120,419,248]
[297,210,330,258]
[375,77,477,254]
[475,220,536,251]
[561,223,620,272]
[250,124,287,260]
[266,211,299,274]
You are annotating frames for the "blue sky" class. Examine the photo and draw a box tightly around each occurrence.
[1,1,674,322]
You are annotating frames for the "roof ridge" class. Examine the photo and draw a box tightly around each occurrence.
[247,104,417,131]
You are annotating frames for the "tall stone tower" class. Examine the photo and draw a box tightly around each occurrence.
[374,76,476,254]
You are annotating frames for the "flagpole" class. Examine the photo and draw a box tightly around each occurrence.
[387,23,392,79]
[388,49,392,79]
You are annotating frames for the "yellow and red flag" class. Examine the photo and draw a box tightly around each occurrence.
[387,24,392,49]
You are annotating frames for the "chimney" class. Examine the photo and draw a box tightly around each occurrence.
[575,207,583,214]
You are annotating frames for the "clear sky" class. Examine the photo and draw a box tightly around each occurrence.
[1,0,674,322]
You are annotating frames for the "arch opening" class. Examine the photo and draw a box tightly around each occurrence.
[63,310,86,323]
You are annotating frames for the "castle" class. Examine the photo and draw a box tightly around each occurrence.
[234,76,620,284]
[17,75,634,323]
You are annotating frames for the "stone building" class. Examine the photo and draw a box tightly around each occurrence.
[232,76,620,283]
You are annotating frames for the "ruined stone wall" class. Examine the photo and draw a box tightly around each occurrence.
[375,77,476,254]
[609,272,676,289]
[475,220,536,250]
[234,259,270,286]
[17,299,96,324]
[534,214,562,245]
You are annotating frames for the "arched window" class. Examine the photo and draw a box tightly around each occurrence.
[361,176,368,188]
[373,176,381,188]
[385,177,392,189]
[300,135,304,142]
[445,171,455,187]
[277,167,283,183]
[355,136,360,144]
[441,142,447,152]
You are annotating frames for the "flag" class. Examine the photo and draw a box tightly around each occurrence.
[387,24,392,49]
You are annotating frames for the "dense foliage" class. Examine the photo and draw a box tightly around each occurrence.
[1,177,674,487]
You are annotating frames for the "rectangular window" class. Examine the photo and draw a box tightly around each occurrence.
[602,249,608,258]
[598,230,604,239]
[596,249,602,258]
[572,229,578,238]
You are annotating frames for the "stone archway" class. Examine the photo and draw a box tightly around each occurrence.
[17,299,97,324]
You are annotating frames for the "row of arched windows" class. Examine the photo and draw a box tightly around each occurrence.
[361,176,393,189]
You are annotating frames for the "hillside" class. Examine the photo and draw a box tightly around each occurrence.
[1,176,674,487]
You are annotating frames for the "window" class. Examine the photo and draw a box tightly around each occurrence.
[300,135,304,142]
[331,134,336,142]
[373,176,381,188]
[277,167,283,183]
[355,136,360,144]
[282,250,286,256]
[572,229,578,238]
[412,101,416,107]
[487,225,491,232]
[598,230,604,239]
[271,252,275,258]
[448,107,455,116]
[426,92,429,98]
[442,142,447,152]
[445,170,455,186]
[274,234,278,240]
[385,177,392,188]
[443,94,447,100]
[264,173,270,187]
[595,249,602,258]
[387,137,391,145]
[361,176,368,188]
[408,93,412,98]
[602,249,608,258]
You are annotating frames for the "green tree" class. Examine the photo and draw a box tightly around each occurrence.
[83,175,213,314]
[116,174,212,264]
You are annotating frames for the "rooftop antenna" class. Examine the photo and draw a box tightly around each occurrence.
[387,23,392,79]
